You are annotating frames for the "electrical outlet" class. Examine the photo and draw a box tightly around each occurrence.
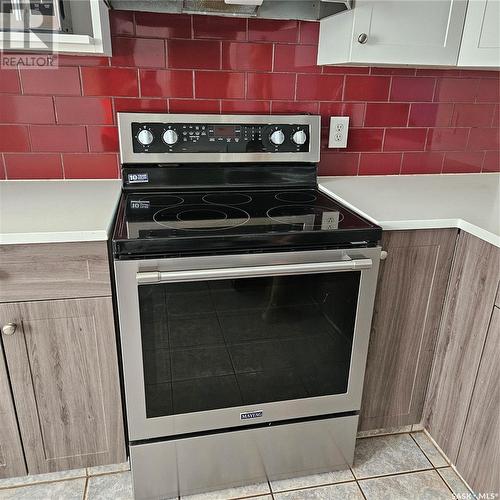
[328,116,350,148]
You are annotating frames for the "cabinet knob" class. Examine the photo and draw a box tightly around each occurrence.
[358,33,368,44]
[2,323,17,336]
[380,250,388,260]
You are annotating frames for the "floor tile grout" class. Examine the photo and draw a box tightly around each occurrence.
[408,431,439,469]
[82,476,89,500]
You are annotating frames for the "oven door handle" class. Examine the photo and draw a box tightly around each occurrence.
[136,258,373,284]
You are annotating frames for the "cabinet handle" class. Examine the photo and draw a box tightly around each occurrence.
[358,33,368,44]
[2,323,17,336]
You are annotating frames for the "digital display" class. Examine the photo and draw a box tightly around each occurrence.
[214,126,236,137]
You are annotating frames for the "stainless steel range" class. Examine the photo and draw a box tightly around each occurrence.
[112,113,382,500]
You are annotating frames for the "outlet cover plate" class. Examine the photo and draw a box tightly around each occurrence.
[328,116,350,148]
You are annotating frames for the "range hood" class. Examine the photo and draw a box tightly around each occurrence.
[109,0,351,21]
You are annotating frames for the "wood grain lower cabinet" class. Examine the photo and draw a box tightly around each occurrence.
[360,229,457,431]
[0,297,126,474]
[456,306,499,495]
[424,232,500,464]
[0,342,26,479]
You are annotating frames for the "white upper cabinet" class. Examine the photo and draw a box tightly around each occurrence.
[319,0,468,66]
[458,0,500,67]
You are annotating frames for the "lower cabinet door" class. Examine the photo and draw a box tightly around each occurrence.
[0,341,26,479]
[359,229,457,430]
[456,306,499,495]
[0,297,126,474]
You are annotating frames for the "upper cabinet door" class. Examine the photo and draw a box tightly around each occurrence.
[458,0,500,67]
[319,0,468,66]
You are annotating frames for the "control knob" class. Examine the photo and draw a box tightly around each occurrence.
[137,129,154,146]
[292,130,307,145]
[163,129,178,145]
[270,129,285,145]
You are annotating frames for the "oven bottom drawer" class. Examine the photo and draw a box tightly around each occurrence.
[130,414,358,500]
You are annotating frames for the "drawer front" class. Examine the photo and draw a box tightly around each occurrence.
[0,242,111,302]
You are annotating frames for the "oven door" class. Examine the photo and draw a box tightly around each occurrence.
[115,248,380,442]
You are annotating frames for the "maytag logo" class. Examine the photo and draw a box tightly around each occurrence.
[240,410,263,420]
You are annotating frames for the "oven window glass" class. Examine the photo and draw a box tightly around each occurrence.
[138,272,360,418]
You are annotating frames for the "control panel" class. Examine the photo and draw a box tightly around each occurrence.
[131,122,310,154]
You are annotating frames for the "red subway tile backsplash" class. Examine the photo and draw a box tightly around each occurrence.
[408,103,453,127]
[221,100,270,114]
[63,153,119,179]
[81,67,139,97]
[274,45,320,73]
[344,76,390,102]
[359,153,402,175]
[111,37,166,68]
[195,71,245,99]
[442,152,484,173]
[390,77,435,102]
[426,128,469,151]
[0,69,20,94]
[135,12,191,39]
[467,128,500,151]
[248,19,298,43]
[4,153,63,178]
[0,125,30,152]
[20,67,81,95]
[114,98,167,113]
[169,99,220,113]
[483,151,500,172]
[247,73,295,100]
[167,39,220,70]
[222,42,273,72]
[384,128,427,152]
[30,125,88,152]
[109,10,134,36]
[364,103,410,127]
[193,16,246,41]
[401,152,444,174]
[87,126,119,153]
[140,69,193,98]
[55,97,114,124]
[296,74,343,101]
[0,11,498,179]
[319,102,365,127]
[434,78,480,102]
[0,95,55,124]
[299,21,319,45]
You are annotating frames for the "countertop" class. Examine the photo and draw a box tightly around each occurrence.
[319,173,500,248]
[0,180,122,245]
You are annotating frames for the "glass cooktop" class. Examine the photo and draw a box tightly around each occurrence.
[113,188,382,257]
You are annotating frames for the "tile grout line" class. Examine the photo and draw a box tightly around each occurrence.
[409,431,449,467]
[82,475,89,500]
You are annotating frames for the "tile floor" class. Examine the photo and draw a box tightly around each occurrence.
[0,432,476,500]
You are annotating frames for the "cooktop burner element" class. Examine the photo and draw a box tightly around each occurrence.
[153,203,250,231]
[202,193,252,205]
